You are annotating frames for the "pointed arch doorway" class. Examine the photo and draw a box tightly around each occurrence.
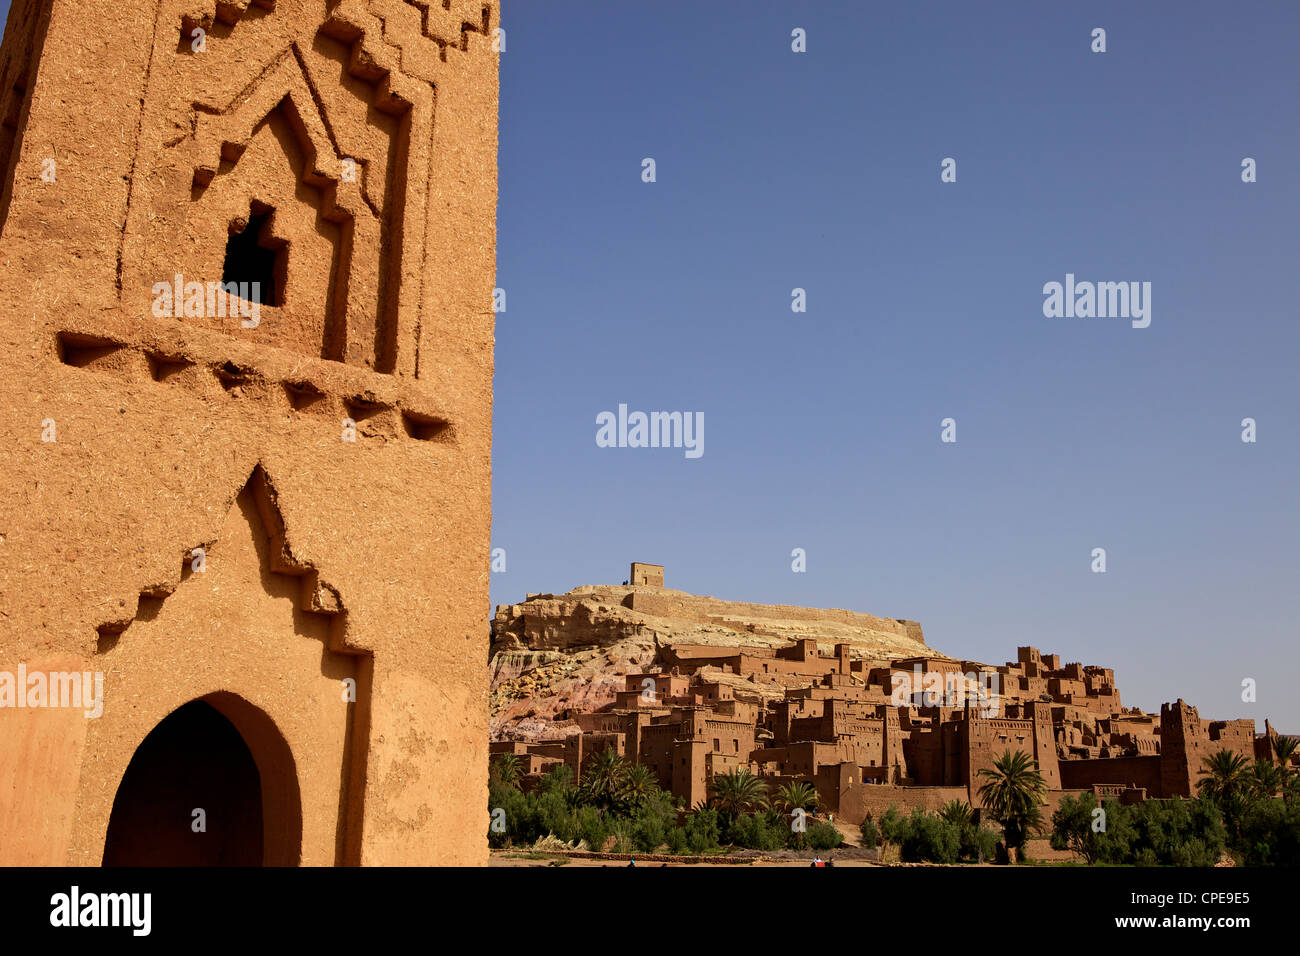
[102,692,303,866]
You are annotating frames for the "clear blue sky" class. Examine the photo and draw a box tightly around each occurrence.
[3,2,1296,728]
[493,1,1300,729]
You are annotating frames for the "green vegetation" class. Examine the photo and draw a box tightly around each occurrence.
[1047,746,1300,866]
[772,781,820,813]
[866,803,997,863]
[806,820,845,850]
[1049,793,1226,865]
[487,751,842,855]
[977,750,1047,854]
[708,768,769,819]
[491,743,1300,865]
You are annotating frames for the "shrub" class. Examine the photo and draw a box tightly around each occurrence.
[878,805,907,845]
[629,803,671,852]
[684,807,721,853]
[665,826,688,855]
[859,816,879,849]
[898,809,960,864]
[961,823,998,863]
[727,812,787,851]
[1238,797,1300,865]
[619,788,676,852]
[1050,794,1229,866]
[610,823,637,855]
[539,763,574,794]
[574,805,610,851]
[1127,797,1225,866]
[806,820,844,851]
[1050,794,1112,864]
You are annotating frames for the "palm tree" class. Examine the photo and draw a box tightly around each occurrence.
[773,781,819,814]
[976,750,1047,857]
[490,752,522,789]
[938,799,974,828]
[1273,736,1298,802]
[1198,749,1253,842]
[621,763,658,809]
[578,747,628,812]
[708,768,768,819]
[1249,758,1284,800]
[1196,750,1251,804]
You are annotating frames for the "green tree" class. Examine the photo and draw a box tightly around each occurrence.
[1272,736,1298,802]
[938,800,974,829]
[773,781,820,814]
[708,768,769,821]
[1197,750,1251,804]
[859,815,879,849]
[976,750,1047,857]
[1130,796,1225,866]
[1050,794,1113,864]
[683,807,722,853]
[578,747,629,813]
[962,824,998,863]
[621,763,658,811]
[878,805,908,847]
[1197,749,1253,842]
[1272,734,1298,767]
[1249,759,1284,800]
[898,808,960,863]
[726,813,787,851]
[626,787,676,852]
[490,752,522,789]
[806,820,844,851]
[538,762,574,795]
[1238,794,1300,865]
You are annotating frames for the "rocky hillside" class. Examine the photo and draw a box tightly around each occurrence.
[490,582,937,740]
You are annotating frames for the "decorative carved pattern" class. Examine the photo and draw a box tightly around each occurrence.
[94,465,349,648]
[54,330,452,443]
[122,0,497,376]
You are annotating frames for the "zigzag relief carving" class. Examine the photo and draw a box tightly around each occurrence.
[93,465,355,653]
[332,0,493,87]
[180,48,374,366]
[121,0,496,378]
[400,0,492,60]
[179,0,277,51]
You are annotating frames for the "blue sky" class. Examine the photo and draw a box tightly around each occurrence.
[493,1,1300,728]
[2,2,1295,727]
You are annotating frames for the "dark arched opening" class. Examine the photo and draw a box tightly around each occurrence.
[103,694,302,866]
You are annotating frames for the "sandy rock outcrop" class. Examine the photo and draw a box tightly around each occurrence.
[489,583,937,740]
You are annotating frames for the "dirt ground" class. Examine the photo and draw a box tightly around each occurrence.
[490,850,883,867]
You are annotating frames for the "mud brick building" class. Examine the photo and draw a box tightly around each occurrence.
[497,637,1291,828]
[0,0,499,865]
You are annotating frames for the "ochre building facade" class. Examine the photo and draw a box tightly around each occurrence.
[0,0,499,865]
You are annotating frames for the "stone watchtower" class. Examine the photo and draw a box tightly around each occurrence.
[1159,699,1204,798]
[0,0,499,865]
[630,562,664,587]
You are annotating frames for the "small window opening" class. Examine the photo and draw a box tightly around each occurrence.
[223,204,282,307]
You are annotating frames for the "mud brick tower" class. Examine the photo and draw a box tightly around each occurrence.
[0,0,498,865]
